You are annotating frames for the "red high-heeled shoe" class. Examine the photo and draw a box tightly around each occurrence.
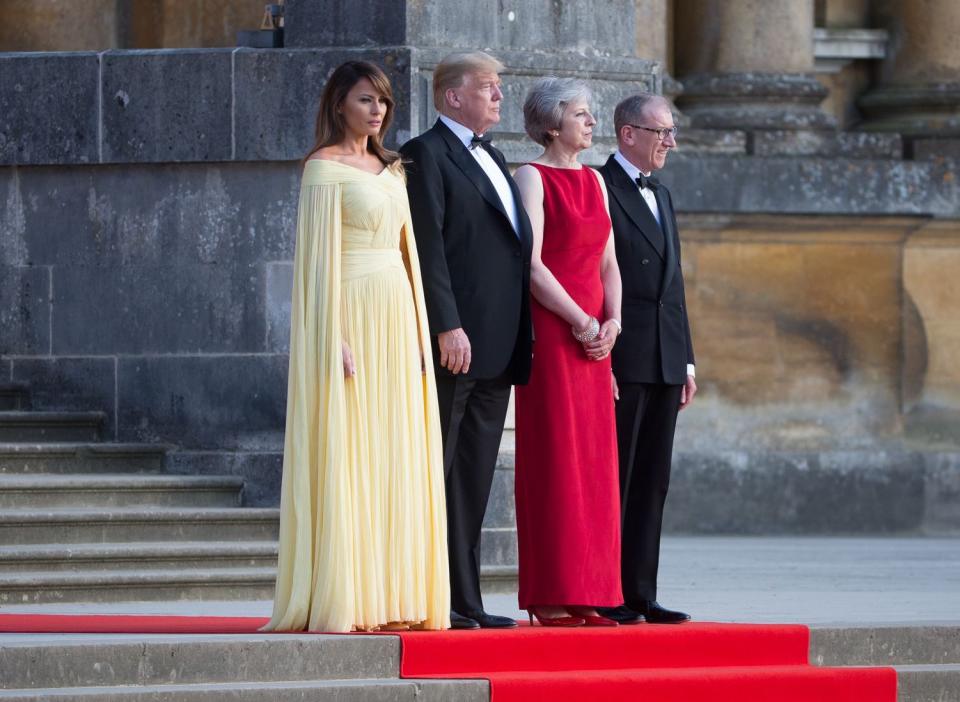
[527,608,585,627]
[567,607,618,627]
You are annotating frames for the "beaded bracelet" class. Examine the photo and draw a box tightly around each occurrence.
[571,316,601,343]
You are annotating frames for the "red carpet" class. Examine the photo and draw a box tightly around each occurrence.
[395,625,897,701]
[0,615,896,701]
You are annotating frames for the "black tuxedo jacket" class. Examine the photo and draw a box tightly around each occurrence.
[400,119,533,384]
[600,155,694,385]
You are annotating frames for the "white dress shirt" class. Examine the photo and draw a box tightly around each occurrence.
[614,150,661,227]
[612,150,695,379]
[439,114,520,236]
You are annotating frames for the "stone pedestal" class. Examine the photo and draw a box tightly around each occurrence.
[859,0,960,137]
[674,0,834,130]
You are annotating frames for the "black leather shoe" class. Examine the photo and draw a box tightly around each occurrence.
[464,610,518,628]
[450,611,480,630]
[597,605,645,625]
[635,601,690,624]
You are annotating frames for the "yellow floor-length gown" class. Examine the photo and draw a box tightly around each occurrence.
[263,159,450,632]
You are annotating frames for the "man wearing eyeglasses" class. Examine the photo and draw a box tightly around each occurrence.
[598,94,696,625]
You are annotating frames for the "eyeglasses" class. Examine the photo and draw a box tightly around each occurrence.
[628,125,678,141]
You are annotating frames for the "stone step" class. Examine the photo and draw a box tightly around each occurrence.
[480,564,519,594]
[0,679,485,701]
[0,634,397,687]
[0,541,277,573]
[480,526,517,567]
[0,507,280,544]
[0,475,243,509]
[0,383,30,411]
[481,466,514,529]
[895,664,960,702]
[0,567,279,604]
[0,443,167,474]
[811,625,960,666]
[0,412,105,443]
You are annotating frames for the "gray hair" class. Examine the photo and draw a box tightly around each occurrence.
[523,77,592,146]
[614,93,668,140]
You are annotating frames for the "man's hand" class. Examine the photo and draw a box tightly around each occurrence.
[611,371,620,401]
[680,374,697,410]
[438,328,471,374]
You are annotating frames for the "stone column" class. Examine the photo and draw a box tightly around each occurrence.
[635,0,689,125]
[673,0,834,130]
[859,0,960,136]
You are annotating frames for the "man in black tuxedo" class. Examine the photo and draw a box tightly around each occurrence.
[400,52,532,630]
[598,94,697,625]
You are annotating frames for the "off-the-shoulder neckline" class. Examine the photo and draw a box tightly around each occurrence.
[304,158,389,177]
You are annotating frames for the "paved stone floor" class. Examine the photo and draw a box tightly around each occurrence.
[2,537,958,639]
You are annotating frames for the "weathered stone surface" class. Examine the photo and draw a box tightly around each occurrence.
[753,130,903,158]
[662,155,955,215]
[117,355,286,450]
[678,73,835,131]
[11,358,117,438]
[677,129,747,155]
[666,450,925,534]
[481,467,515,529]
[0,53,99,165]
[284,0,407,47]
[286,0,638,57]
[101,50,233,162]
[912,137,960,161]
[167,451,283,506]
[0,267,49,355]
[52,264,266,355]
[234,48,413,161]
[903,222,960,423]
[0,164,300,268]
[922,452,960,534]
[265,262,293,353]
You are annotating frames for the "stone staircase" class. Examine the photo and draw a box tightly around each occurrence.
[0,381,519,604]
[0,382,280,604]
[0,634,487,701]
[812,625,960,702]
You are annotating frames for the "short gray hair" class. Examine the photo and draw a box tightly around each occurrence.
[523,77,592,146]
[614,93,667,140]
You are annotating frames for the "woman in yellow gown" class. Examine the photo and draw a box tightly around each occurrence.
[263,61,450,632]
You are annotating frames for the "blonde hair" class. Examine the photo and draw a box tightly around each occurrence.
[433,51,506,111]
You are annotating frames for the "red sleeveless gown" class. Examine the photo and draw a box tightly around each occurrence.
[515,163,623,609]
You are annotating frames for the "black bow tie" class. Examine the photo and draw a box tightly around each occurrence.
[469,133,492,150]
[636,174,659,190]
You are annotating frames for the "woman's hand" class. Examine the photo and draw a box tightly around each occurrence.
[584,320,619,360]
[342,341,356,378]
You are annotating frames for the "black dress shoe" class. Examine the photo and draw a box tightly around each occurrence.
[450,611,480,630]
[597,605,645,625]
[635,601,690,624]
[464,610,518,628]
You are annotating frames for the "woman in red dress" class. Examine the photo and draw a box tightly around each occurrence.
[513,77,624,627]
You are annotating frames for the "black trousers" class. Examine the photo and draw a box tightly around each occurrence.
[435,372,511,615]
[615,382,683,607]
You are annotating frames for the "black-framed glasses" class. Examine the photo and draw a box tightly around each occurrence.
[628,124,678,141]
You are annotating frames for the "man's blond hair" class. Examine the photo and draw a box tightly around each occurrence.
[433,51,505,112]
